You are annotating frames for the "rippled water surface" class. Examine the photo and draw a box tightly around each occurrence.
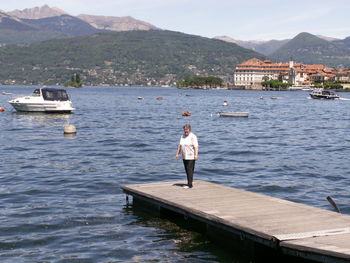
[1,86,350,262]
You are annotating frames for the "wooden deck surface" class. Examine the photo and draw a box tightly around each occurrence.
[121,180,350,262]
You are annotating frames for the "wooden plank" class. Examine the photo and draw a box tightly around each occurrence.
[121,180,350,262]
[281,233,350,261]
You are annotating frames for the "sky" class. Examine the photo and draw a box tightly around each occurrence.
[1,0,349,41]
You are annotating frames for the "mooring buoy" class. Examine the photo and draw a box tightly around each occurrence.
[64,124,76,134]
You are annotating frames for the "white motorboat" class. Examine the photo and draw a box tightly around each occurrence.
[219,111,249,117]
[9,88,74,113]
[310,88,339,100]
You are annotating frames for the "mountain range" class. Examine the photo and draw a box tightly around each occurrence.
[7,5,66,19]
[215,33,350,67]
[0,5,159,45]
[0,5,349,86]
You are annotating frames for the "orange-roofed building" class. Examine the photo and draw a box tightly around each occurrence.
[335,68,350,83]
[233,58,337,89]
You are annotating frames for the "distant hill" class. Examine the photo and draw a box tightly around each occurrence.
[269,32,350,67]
[333,37,350,52]
[0,30,265,86]
[77,14,159,31]
[0,29,69,45]
[316,35,340,41]
[0,11,69,45]
[0,11,35,31]
[214,36,289,55]
[214,36,264,49]
[23,15,101,36]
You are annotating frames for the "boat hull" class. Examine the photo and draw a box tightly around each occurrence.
[310,94,339,100]
[219,112,249,117]
[9,101,74,113]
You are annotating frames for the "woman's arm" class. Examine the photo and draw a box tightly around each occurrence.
[194,146,199,160]
[175,145,182,159]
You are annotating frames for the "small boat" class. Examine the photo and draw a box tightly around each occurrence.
[310,88,339,100]
[301,87,312,91]
[2,91,12,95]
[156,96,163,100]
[223,100,228,106]
[9,88,74,113]
[270,97,283,100]
[137,96,144,100]
[219,111,249,117]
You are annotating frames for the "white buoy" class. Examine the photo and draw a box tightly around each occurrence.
[64,124,76,134]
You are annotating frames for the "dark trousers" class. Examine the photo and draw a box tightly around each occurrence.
[183,159,195,187]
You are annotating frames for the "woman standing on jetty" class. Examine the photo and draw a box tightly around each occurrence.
[175,124,199,188]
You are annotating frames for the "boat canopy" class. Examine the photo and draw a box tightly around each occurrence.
[41,88,70,101]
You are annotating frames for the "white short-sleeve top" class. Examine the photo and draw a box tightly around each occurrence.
[179,132,198,160]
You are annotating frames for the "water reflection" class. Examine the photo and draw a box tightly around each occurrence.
[63,133,77,138]
[11,112,72,121]
[123,204,239,262]
[10,112,71,126]
[7,112,73,132]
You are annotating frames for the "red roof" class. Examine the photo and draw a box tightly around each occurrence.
[235,58,337,78]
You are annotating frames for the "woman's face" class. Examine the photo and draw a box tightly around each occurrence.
[184,127,190,136]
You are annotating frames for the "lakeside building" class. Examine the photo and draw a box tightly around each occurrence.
[233,58,340,89]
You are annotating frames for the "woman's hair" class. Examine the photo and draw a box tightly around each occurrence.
[183,124,191,130]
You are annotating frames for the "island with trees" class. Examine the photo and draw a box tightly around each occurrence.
[177,76,223,89]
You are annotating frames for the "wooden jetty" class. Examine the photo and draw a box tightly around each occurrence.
[121,180,350,262]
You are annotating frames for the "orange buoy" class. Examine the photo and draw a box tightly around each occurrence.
[182,111,191,117]
[0,107,5,112]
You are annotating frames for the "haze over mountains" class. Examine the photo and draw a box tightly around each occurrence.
[0,5,350,85]
[213,36,290,56]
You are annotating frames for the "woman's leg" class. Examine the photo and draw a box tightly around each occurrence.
[183,160,195,188]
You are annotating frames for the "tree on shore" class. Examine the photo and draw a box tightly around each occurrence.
[65,73,83,88]
[261,80,292,89]
[314,82,343,89]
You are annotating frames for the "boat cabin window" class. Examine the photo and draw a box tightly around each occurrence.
[42,89,69,101]
[33,89,41,96]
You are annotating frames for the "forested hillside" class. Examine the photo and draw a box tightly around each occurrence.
[269,32,350,67]
[0,30,265,86]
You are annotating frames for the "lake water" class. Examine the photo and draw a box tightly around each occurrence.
[1,86,350,262]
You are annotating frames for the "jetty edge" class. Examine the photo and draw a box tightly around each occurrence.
[121,180,350,263]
